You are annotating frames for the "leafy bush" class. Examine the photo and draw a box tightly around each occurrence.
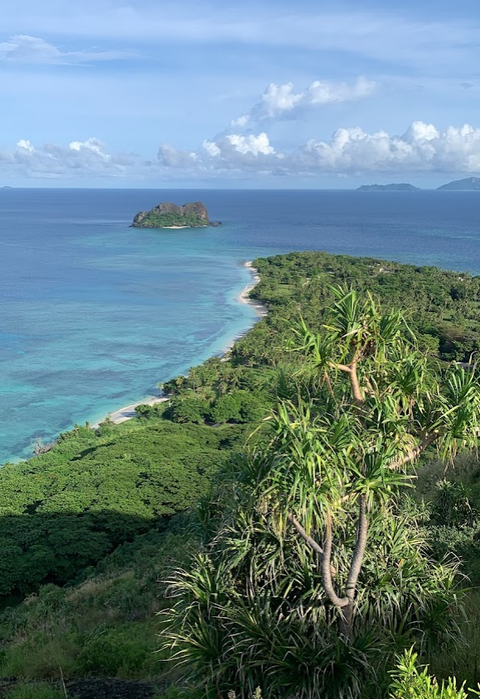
[169,395,211,424]
[211,391,265,424]
[211,394,241,423]
[389,649,479,698]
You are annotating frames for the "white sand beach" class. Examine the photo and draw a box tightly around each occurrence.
[91,395,169,428]
[238,261,268,317]
[92,260,267,429]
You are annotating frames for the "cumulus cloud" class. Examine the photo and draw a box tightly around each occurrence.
[6,120,480,181]
[0,138,137,178]
[0,35,134,65]
[298,122,480,173]
[159,132,279,173]
[232,77,376,126]
[158,121,480,176]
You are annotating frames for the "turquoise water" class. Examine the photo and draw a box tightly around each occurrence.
[1,188,480,463]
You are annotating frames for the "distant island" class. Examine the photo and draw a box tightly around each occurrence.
[131,201,221,229]
[357,183,420,191]
[437,177,480,191]
[1,185,13,190]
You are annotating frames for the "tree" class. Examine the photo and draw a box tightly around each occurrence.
[169,394,211,424]
[211,394,241,423]
[163,289,480,698]
[266,287,480,637]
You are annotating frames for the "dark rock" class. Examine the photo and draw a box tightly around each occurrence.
[66,678,156,699]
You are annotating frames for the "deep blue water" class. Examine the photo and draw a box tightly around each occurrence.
[1,188,480,463]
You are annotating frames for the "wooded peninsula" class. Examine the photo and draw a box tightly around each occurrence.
[1,252,480,698]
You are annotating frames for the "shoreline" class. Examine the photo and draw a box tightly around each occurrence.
[238,261,268,318]
[92,260,266,428]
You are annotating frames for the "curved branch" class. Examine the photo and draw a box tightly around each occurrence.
[328,361,364,404]
[287,513,324,559]
[321,513,349,609]
[345,494,368,603]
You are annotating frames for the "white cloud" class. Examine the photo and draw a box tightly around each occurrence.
[240,77,376,124]
[202,140,221,157]
[226,133,275,156]
[0,34,134,65]
[0,138,136,178]
[16,139,34,152]
[297,122,480,173]
[159,132,278,173]
[230,114,250,129]
[308,77,376,105]
[257,83,304,119]
[158,121,480,176]
[0,3,476,80]
[5,120,480,182]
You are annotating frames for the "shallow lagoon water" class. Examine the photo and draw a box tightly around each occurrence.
[1,188,480,463]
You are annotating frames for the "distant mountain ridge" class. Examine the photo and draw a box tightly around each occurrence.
[357,183,420,191]
[437,177,480,191]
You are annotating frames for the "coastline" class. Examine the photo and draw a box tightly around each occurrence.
[238,261,268,318]
[92,260,266,428]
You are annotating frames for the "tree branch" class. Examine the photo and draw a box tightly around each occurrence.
[345,494,368,603]
[321,513,349,609]
[287,513,324,559]
[349,361,365,404]
[329,362,352,374]
[329,360,365,404]
[387,432,439,470]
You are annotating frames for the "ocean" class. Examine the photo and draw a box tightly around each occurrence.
[1,188,480,464]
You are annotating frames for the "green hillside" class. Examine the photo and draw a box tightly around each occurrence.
[2,252,480,698]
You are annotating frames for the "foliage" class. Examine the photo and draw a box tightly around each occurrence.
[169,394,212,424]
[136,211,208,228]
[388,649,479,698]
[211,391,265,424]
[162,289,479,698]
[0,527,191,682]
[0,420,245,597]
[4,252,480,691]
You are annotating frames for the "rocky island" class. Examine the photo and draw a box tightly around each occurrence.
[131,201,221,229]
[437,177,480,191]
[357,183,420,191]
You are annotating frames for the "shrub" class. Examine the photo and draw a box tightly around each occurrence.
[211,394,241,423]
[169,395,210,424]
[389,649,479,698]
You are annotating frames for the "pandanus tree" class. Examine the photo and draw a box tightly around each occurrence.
[266,287,480,638]
[163,289,480,698]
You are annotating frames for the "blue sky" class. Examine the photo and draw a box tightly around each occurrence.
[2,0,480,187]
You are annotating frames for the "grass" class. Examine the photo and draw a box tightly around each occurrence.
[3,684,70,699]
[429,588,480,689]
[0,527,191,684]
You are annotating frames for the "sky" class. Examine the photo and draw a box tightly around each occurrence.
[2,0,480,188]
